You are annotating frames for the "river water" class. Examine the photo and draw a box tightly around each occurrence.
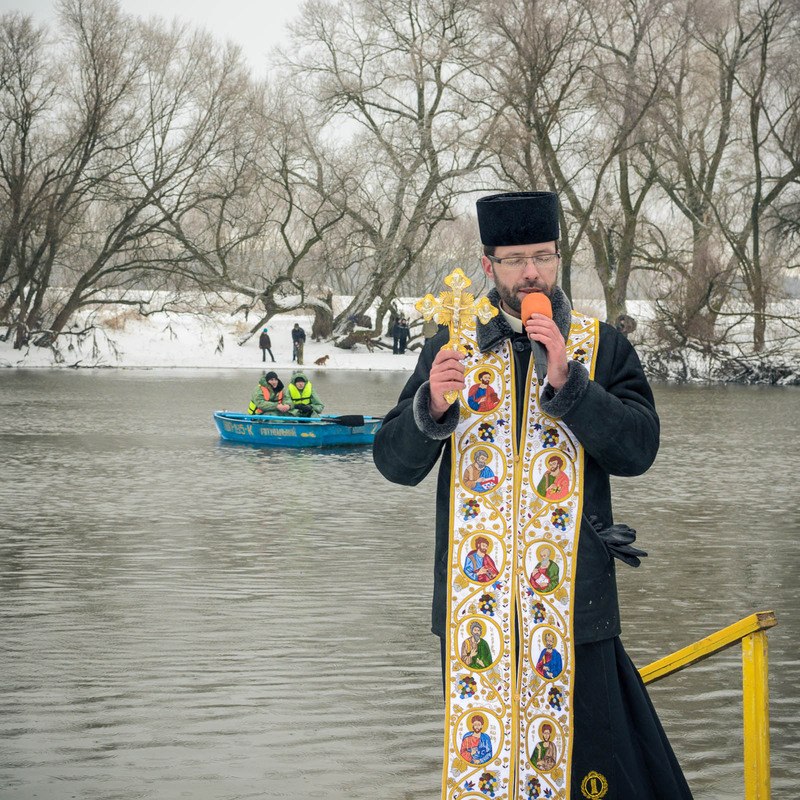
[0,369,798,800]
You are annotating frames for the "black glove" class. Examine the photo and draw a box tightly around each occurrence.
[587,515,647,568]
[296,405,313,417]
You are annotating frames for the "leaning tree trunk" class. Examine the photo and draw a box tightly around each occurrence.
[311,291,334,340]
[752,283,767,353]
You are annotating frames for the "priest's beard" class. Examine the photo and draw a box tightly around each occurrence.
[491,268,555,314]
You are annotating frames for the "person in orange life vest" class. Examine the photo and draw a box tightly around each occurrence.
[248,371,291,415]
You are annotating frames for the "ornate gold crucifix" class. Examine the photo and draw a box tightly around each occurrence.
[415,268,498,401]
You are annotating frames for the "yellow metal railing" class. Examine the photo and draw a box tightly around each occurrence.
[640,610,777,800]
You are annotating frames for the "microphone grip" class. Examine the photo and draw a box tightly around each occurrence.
[532,340,548,385]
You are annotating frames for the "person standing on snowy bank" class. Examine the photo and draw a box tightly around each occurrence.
[259,328,275,362]
[373,190,693,800]
[397,318,410,353]
[292,323,306,364]
[391,317,402,354]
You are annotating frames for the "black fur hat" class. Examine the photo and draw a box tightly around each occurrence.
[476,191,559,247]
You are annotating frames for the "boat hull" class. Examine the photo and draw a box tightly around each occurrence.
[213,411,382,448]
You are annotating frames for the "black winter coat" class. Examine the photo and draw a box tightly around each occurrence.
[372,287,659,644]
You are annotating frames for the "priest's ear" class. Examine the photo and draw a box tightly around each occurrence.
[481,246,496,280]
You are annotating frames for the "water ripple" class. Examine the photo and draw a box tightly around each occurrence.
[1,374,798,799]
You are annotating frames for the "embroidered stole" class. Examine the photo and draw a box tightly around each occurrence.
[443,311,599,800]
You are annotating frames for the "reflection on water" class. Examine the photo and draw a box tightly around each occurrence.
[1,371,798,799]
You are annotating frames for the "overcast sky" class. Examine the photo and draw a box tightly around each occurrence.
[3,0,306,75]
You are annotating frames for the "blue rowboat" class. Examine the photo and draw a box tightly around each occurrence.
[213,411,382,448]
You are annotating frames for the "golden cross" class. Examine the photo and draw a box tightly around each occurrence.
[415,267,498,401]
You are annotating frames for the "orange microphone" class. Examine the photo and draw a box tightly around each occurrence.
[521,292,552,322]
[520,293,552,385]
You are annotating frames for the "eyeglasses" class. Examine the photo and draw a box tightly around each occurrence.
[487,254,560,270]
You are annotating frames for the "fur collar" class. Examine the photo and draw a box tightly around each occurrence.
[476,286,573,352]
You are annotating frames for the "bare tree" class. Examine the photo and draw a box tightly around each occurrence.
[479,0,591,299]
[151,76,349,342]
[639,0,766,345]
[640,0,800,352]
[712,0,800,350]
[398,214,486,297]
[0,0,145,347]
[480,0,681,321]
[284,0,501,343]
[1,1,301,348]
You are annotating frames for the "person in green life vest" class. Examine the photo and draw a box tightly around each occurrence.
[460,620,493,669]
[286,372,324,417]
[248,371,291,415]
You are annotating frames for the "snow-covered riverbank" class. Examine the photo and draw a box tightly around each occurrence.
[0,301,420,373]
[2,295,799,384]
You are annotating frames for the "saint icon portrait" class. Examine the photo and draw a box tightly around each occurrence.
[462,448,499,493]
[467,370,500,413]
[529,545,560,593]
[459,713,493,764]
[464,536,499,583]
[535,630,563,680]
[460,620,494,670]
[530,721,558,771]
[535,454,570,501]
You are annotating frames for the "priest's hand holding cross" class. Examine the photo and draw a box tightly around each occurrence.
[415,268,497,421]
[429,349,467,420]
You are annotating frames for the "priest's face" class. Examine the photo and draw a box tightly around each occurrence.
[481,242,559,316]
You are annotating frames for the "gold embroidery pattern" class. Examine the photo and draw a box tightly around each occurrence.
[444,320,514,796]
[517,313,598,798]
[443,311,600,800]
[581,771,610,799]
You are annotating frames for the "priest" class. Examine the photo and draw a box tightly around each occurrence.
[373,191,693,799]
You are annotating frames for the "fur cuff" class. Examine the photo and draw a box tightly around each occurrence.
[413,381,460,439]
[539,360,589,419]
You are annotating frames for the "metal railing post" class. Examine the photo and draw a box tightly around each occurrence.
[742,629,771,800]
[640,611,776,799]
